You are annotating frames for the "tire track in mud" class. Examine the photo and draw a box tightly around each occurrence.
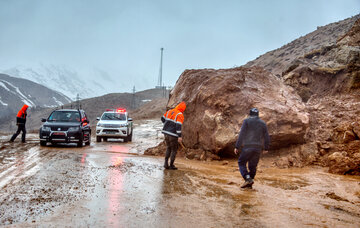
[0,143,102,225]
[0,142,56,190]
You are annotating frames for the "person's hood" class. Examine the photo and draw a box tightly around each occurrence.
[21,105,29,112]
[175,102,186,113]
[17,104,29,117]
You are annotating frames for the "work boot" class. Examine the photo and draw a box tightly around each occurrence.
[241,178,254,189]
[169,165,178,170]
[164,164,170,169]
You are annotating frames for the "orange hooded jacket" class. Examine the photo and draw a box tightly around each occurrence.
[16,104,29,124]
[161,102,186,137]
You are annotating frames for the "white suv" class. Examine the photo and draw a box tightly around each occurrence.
[96,108,133,142]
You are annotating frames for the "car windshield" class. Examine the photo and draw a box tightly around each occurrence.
[48,111,81,122]
[101,113,126,121]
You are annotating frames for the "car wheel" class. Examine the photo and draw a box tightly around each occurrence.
[77,133,84,147]
[96,136,101,142]
[85,133,91,146]
[103,137,107,142]
[40,141,47,146]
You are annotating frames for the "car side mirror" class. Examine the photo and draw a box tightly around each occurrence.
[96,117,100,121]
[41,118,46,122]
[128,118,133,121]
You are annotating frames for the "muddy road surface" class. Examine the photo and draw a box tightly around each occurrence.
[0,120,359,227]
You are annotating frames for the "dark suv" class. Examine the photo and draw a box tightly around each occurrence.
[39,109,91,147]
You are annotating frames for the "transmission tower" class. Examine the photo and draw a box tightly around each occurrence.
[157,47,164,88]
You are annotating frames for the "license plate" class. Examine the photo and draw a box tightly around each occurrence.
[53,132,65,135]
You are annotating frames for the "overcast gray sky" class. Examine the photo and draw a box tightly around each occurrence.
[0,0,359,92]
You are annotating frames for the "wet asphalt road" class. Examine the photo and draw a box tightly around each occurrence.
[0,120,360,227]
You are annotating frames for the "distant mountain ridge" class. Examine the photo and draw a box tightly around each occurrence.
[2,65,128,99]
[0,73,71,119]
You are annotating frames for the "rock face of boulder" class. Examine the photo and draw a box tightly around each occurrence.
[167,67,309,157]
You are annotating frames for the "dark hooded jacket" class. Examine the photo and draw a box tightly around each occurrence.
[235,116,270,151]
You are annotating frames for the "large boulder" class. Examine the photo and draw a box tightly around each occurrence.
[167,67,309,156]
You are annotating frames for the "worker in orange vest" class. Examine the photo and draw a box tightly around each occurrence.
[10,104,29,143]
[161,101,186,170]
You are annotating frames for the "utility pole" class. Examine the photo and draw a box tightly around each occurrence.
[76,94,80,109]
[157,47,164,88]
[132,85,136,109]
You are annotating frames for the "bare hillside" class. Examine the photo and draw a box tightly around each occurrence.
[244,14,360,76]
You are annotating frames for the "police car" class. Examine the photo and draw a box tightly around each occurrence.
[96,108,133,142]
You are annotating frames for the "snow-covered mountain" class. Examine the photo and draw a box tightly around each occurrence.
[0,73,71,119]
[2,65,126,99]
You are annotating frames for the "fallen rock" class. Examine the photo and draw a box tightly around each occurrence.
[167,67,309,157]
[351,122,360,138]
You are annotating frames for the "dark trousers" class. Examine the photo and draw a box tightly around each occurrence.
[10,124,26,142]
[164,134,178,167]
[238,148,261,180]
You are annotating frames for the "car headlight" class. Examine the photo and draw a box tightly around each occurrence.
[68,127,80,131]
[97,123,103,127]
[120,123,128,127]
[42,126,51,131]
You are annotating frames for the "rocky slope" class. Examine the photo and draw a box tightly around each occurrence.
[280,18,360,175]
[146,16,360,175]
[0,74,71,119]
[245,14,360,77]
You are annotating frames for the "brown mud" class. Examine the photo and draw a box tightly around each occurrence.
[0,120,359,227]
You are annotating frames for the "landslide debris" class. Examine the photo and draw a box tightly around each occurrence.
[147,66,309,158]
[147,15,360,175]
[281,18,360,175]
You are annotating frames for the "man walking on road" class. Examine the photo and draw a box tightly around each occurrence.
[234,108,270,189]
[161,101,186,170]
[10,104,29,143]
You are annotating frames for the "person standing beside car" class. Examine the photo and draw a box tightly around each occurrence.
[10,104,29,143]
[161,101,186,170]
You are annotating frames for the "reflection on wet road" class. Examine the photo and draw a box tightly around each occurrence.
[0,120,359,227]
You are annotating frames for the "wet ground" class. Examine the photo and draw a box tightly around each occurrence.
[0,120,359,227]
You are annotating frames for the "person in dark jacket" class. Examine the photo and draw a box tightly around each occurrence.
[234,108,270,189]
[161,101,186,170]
[10,104,29,143]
